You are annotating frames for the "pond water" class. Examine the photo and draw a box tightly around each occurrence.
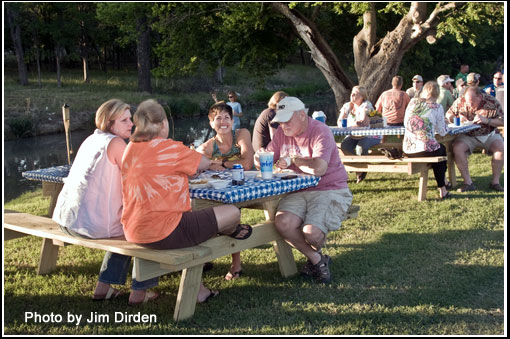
[4,99,337,202]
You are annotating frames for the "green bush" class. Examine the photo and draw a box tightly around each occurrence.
[165,98,202,118]
[8,116,34,138]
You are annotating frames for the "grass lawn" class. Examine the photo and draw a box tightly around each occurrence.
[3,153,505,335]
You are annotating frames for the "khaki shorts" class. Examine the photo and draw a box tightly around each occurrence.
[455,132,503,155]
[277,188,353,235]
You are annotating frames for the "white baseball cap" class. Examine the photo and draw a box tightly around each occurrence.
[437,75,454,86]
[412,75,423,82]
[271,97,309,123]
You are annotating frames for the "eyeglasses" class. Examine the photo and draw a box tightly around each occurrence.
[494,77,503,80]
[228,96,234,98]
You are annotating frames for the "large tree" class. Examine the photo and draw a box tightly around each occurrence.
[271,2,504,110]
[5,3,29,86]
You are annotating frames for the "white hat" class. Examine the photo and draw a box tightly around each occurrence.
[271,97,308,123]
[437,75,454,86]
[412,75,423,82]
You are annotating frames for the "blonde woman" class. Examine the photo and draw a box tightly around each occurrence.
[252,91,288,152]
[52,99,159,305]
[337,86,382,183]
[121,99,252,302]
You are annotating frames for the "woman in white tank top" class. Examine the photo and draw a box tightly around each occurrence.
[52,99,159,305]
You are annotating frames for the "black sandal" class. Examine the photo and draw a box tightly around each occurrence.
[228,224,252,240]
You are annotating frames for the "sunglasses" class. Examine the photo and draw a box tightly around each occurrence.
[494,77,503,80]
[228,96,234,98]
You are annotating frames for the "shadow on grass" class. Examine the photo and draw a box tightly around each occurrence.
[4,228,503,334]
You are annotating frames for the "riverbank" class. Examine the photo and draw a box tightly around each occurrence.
[4,64,332,140]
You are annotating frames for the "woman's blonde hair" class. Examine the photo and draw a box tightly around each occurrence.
[420,81,440,100]
[268,91,288,110]
[95,99,131,133]
[352,86,369,101]
[131,99,167,142]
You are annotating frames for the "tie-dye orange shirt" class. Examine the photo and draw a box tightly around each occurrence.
[121,138,202,244]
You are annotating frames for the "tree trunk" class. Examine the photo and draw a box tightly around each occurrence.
[272,2,461,115]
[6,5,29,86]
[136,15,152,93]
[214,59,224,84]
[82,56,89,83]
[36,45,42,88]
[55,46,62,88]
[271,2,353,113]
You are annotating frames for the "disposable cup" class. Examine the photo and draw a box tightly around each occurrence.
[259,152,274,179]
[341,119,347,128]
[454,117,461,126]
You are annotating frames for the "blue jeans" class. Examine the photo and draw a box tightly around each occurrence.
[340,136,382,155]
[59,226,158,290]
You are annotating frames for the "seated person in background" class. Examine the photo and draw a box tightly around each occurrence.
[196,102,254,281]
[255,96,353,284]
[484,71,504,97]
[406,75,424,99]
[375,75,411,126]
[337,86,382,183]
[466,72,481,88]
[403,81,450,199]
[445,87,504,192]
[52,99,159,305]
[121,99,253,302]
[252,91,288,152]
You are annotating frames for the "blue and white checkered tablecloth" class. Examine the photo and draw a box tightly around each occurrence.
[330,126,405,136]
[22,165,71,183]
[22,167,320,204]
[190,174,320,204]
[446,124,481,135]
[330,124,480,137]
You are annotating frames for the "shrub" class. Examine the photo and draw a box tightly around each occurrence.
[8,116,34,138]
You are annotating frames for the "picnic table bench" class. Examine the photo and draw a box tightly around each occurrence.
[340,155,447,201]
[4,204,360,321]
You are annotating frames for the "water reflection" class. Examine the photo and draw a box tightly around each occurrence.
[4,99,337,202]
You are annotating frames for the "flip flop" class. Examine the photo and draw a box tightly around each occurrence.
[128,290,159,306]
[92,286,125,301]
[198,290,219,304]
[440,192,452,200]
[224,269,243,281]
[228,224,252,240]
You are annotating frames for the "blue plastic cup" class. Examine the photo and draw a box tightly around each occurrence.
[341,119,347,128]
[454,117,461,126]
[315,116,326,123]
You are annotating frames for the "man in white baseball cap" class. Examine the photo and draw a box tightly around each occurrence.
[437,75,454,112]
[406,75,424,98]
[255,96,352,284]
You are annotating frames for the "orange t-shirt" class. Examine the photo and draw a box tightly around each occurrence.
[121,138,202,244]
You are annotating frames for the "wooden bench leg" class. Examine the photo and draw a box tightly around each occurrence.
[37,238,60,275]
[418,169,429,202]
[273,239,297,278]
[173,265,203,321]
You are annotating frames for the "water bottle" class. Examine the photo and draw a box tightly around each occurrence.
[232,164,245,185]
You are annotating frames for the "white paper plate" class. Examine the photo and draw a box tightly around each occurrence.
[189,179,210,189]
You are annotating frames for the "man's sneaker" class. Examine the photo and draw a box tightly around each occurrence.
[457,183,476,192]
[489,183,504,192]
[300,259,315,278]
[313,254,332,284]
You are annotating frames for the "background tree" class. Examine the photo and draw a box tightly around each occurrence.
[271,2,504,110]
[5,2,29,86]
[96,2,153,93]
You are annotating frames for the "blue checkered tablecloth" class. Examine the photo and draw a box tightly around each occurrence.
[330,124,480,137]
[330,126,405,136]
[22,165,71,183]
[22,167,320,204]
[446,124,481,135]
[190,174,320,204]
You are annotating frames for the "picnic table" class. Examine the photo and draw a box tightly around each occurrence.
[330,123,481,187]
[18,167,356,320]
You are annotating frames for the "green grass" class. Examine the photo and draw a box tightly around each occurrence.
[4,153,504,335]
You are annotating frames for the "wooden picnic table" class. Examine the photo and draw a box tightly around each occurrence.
[17,168,360,320]
[330,124,481,188]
